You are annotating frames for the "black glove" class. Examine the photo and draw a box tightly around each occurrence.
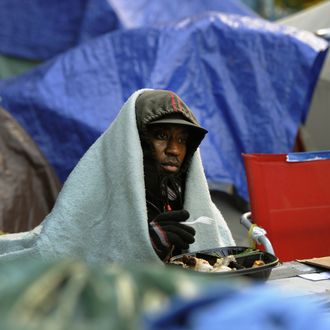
[149,210,195,260]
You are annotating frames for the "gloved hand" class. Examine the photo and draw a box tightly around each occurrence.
[149,210,196,260]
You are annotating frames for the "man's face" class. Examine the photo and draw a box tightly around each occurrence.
[147,124,189,174]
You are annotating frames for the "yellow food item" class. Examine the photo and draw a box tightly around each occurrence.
[252,260,265,267]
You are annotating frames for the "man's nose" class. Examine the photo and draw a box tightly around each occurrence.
[165,139,181,156]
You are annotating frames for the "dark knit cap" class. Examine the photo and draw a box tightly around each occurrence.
[135,90,207,150]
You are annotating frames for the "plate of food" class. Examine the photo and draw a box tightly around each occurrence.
[168,246,279,280]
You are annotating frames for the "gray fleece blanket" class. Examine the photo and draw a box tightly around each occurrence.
[0,89,235,264]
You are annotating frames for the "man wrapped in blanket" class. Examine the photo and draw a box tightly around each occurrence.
[0,89,235,264]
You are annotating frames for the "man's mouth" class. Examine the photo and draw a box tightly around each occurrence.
[161,162,180,173]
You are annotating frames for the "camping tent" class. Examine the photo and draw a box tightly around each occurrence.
[277,1,330,151]
[0,12,327,201]
[0,0,256,80]
[0,0,255,61]
[0,108,60,233]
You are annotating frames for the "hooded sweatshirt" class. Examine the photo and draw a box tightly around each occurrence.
[0,89,235,265]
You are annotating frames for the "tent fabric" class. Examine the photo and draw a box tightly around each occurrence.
[146,285,330,330]
[0,13,327,201]
[277,1,330,36]
[107,0,257,29]
[277,1,330,151]
[0,0,255,61]
[277,1,330,82]
[0,0,119,60]
[0,107,61,233]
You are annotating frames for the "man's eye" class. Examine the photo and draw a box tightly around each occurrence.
[178,136,188,144]
[156,132,168,140]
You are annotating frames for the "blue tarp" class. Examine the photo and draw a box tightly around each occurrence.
[106,0,257,28]
[146,286,330,330]
[0,0,118,60]
[287,150,330,162]
[0,0,256,60]
[0,13,327,200]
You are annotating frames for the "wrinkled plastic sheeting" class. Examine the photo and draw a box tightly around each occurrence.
[0,13,327,200]
[0,0,255,61]
[0,107,61,233]
[107,0,257,28]
[0,0,119,60]
[1,258,329,330]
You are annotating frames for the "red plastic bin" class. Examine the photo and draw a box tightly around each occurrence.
[243,153,330,261]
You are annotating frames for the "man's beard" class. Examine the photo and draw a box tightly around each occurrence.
[142,142,184,208]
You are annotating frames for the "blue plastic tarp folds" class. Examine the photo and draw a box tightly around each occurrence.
[107,0,257,28]
[0,0,119,60]
[0,0,255,60]
[0,13,327,200]
[145,286,330,330]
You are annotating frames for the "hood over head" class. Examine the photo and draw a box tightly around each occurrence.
[135,90,207,158]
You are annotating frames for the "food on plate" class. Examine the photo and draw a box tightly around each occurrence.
[169,253,266,273]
